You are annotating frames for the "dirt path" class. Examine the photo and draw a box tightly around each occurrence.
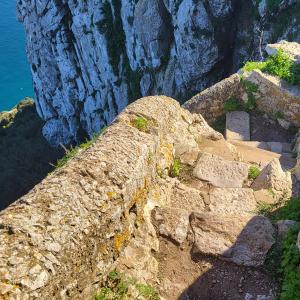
[156,240,278,300]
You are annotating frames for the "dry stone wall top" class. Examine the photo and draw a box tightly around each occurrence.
[0,96,217,299]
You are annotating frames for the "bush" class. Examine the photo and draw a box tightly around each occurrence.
[262,197,300,299]
[243,61,266,72]
[280,224,300,300]
[243,49,300,86]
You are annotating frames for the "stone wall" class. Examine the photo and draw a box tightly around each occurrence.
[0,96,217,299]
[243,70,300,127]
[184,69,300,128]
[183,74,241,124]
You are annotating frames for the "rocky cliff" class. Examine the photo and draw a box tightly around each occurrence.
[17,0,300,146]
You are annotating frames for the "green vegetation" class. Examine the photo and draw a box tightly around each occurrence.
[243,49,300,86]
[170,158,182,178]
[275,111,284,119]
[132,117,149,132]
[248,166,261,180]
[55,129,106,169]
[280,224,300,300]
[223,97,243,112]
[94,271,160,300]
[223,95,256,113]
[258,197,300,299]
[211,115,226,134]
[266,0,281,10]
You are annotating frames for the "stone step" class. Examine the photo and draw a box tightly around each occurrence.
[229,140,292,154]
[225,111,250,141]
[229,140,296,170]
[190,212,275,267]
[193,152,249,188]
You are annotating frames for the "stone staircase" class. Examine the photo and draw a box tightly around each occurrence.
[225,111,295,170]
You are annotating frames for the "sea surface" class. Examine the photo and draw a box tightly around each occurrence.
[0,1,33,112]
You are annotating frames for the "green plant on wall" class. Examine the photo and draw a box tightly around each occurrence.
[243,49,300,86]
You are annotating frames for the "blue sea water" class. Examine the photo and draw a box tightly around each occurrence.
[0,1,33,112]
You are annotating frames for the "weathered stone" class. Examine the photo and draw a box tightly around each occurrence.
[266,41,300,62]
[243,70,300,127]
[0,96,215,299]
[193,152,249,188]
[226,111,250,141]
[209,188,257,214]
[153,208,190,244]
[169,183,206,212]
[191,212,275,266]
[179,149,200,166]
[253,189,277,205]
[251,159,292,200]
[184,74,242,124]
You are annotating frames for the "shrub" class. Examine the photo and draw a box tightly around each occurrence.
[243,61,266,72]
[275,111,284,119]
[263,49,294,83]
[243,49,300,86]
[248,165,261,180]
[280,223,300,300]
[261,197,300,299]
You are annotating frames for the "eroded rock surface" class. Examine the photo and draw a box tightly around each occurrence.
[193,152,249,188]
[190,213,275,267]
[251,158,292,200]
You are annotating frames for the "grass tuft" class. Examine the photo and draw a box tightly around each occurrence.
[95,270,160,300]
[132,117,149,132]
[248,166,261,180]
[55,128,106,169]
[170,158,182,178]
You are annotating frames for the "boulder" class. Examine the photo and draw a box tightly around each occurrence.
[190,212,275,266]
[209,188,257,214]
[193,152,249,188]
[251,158,292,200]
[253,189,277,205]
[169,183,206,212]
[153,208,190,244]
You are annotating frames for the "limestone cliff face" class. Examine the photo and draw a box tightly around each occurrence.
[17,0,300,146]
